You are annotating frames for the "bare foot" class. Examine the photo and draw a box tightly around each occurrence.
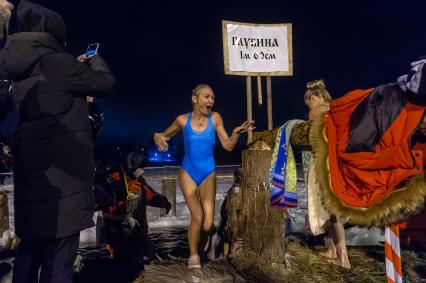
[318,244,337,259]
[188,254,201,269]
[329,255,351,269]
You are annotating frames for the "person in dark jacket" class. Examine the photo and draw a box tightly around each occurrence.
[125,152,172,263]
[101,151,171,272]
[0,1,115,282]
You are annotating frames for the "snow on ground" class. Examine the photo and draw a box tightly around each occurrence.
[1,166,384,249]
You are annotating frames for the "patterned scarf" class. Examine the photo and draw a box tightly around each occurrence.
[269,120,303,209]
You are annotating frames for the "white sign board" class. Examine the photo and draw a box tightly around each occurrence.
[222,21,293,76]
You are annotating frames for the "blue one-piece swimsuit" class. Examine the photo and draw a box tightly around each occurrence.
[182,112,216,186]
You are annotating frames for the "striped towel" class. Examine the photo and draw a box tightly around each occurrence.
[269,120,303,209]
[385,224,403,283]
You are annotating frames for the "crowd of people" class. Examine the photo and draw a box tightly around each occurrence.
[1,1,426,283]
[0,0,254,280]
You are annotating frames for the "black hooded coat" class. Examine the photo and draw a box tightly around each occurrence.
[0,0,115,239]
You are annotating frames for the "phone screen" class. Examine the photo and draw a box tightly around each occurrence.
[85,43,99,57]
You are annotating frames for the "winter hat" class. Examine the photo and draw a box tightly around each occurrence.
[16,0,66,47]
[126,152,147,175]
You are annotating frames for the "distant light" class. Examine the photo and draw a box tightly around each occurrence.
[148,148,177,163]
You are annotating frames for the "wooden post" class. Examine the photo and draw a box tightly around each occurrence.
[246,76,253,144]
[240,145,284,264]
[0,192,9,235]
[161,177,176,217]
[257,76,263,106]
[227,177,243,253]
[267,76,273,130]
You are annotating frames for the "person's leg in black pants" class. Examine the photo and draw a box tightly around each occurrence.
[12,238,43,283]
[39,233,80,283]
[13,233,80,283]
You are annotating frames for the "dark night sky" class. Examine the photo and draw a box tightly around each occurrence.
[2,0,426,163]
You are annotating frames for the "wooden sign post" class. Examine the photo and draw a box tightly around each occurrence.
[222,20,293,141]
[246,76,253,143]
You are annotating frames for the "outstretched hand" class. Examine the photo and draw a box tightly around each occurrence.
[164,200,172,215]
[233,120,255,135]
[154,133,170,152]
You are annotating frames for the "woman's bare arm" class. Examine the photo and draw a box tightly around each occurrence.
[214,112,255,152]
[154,115,185,151]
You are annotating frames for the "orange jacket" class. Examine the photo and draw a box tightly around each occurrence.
[326,88,425,208]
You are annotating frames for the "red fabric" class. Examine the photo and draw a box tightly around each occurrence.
[326,88,425,208]
[403,143,426,242]
[106,200,125,214]
[143,185,155,202]
[402,201,426,242]
[111,172,120,181]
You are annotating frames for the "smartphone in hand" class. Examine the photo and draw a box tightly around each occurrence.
[85,43,100,58]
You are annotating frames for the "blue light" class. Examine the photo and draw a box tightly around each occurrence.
[147,147,177,163]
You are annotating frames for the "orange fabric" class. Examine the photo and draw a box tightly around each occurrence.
[127,177,142,193]
[326,88,425,208]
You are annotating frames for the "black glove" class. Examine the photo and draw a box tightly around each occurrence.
[164,200,172,215]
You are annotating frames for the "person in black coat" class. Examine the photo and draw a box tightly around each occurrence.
[0,1,115,282]
[125,152,171,263]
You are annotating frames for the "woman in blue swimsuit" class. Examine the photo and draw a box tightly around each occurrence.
[154,84,254,268]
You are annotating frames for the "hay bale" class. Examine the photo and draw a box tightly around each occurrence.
[230,242,388,283]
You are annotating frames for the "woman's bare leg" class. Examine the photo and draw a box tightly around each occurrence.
[318,216,350,268]
[329,221,351,269]
[198,172,216,253]
[179,169,203,258]
[319,235,337,259]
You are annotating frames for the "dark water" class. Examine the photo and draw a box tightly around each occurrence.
[74,245,142,283]
[149,226,189,259]
[73,227,192,283]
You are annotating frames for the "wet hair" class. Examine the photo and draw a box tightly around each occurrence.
[304,79,332,103]
[192,84,211,98]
